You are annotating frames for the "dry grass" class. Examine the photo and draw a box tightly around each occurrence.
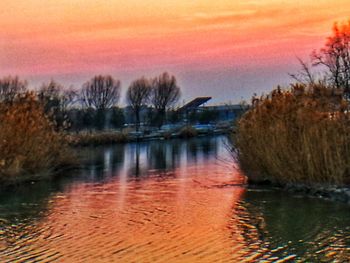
[67,131,128,146]
[234,83,350,186]
[0,93,73,184]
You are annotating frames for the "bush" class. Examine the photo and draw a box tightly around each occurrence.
[0,93,71,184]
[162,131,172,140]
[179,126,198,138]
[234,83,350,186]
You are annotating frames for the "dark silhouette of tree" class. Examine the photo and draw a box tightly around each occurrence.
[312,21,350,97]
[81,75,121,110]
[126,77,152,131]
[66,109,83,132]
[167,108,181,124]
[38,80,61,107]
[151,72,181,127]
[62,87,79,111]
[94,109,106,130]
[0,76,27,103]
[110,107,125,129]
[38,80,78,130]
[82,108,96,130]
[38,81,63,129]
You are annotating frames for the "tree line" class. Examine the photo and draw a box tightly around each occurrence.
[0,72,181,131]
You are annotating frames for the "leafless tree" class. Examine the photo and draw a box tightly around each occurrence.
[38,80,61,101]
[39,80,78,110]
[289,57,316,85]
[126,77,152,131]
[151,72,181,127]
[62,88,79,110]
[312,21,350,97]
[81,75,121,110]
[38,80,77,130]
[0,76,27,102]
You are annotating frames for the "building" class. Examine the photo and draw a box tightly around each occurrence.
[178,97,248,123]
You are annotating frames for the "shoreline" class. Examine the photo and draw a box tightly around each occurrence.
[1,133,228,187]
[5,130,350,206]
[67,128,231,147]
[246,178,350,204]
[285,183,350,204]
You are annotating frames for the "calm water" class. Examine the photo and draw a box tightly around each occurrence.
[0,136,349,262]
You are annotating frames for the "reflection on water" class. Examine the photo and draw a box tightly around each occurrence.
[236,189,350,262]
[77,137,218,179]
[0,136,349,262]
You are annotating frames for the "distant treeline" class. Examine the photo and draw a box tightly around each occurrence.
[0,72,183,131]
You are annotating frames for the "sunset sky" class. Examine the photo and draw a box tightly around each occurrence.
[1,0,350,104]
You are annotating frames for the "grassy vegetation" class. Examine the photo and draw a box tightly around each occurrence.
[67,131,129,146]
[0,93,73,184]
[234,83,350,186]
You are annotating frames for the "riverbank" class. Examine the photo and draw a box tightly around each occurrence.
[0,127,228,185]
[233,83,350,204]
[235,84,350,193]
[246,177,350,204]
[286,184,350,204]
[67,125,231,146]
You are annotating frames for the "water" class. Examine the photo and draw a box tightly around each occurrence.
[0,136,349,262]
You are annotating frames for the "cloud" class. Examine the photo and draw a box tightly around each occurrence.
[182,10,257,22]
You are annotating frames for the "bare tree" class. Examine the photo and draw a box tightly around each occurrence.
[38,80,61,101]
[312,21,350,97]
[39,80,78,110]
[126,77,152,131]
[289,57,316,85]
[81,75,121,110]
[38,80,76,130]
[62,88,79,110]
[0,76,27,102]
[151,72,181,127]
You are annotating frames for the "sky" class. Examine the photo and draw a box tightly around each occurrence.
[1,0,350,105]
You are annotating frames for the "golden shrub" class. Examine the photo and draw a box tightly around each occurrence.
[235,83,350,186]
[0,93,70,183]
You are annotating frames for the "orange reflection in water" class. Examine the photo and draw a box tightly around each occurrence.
[13,164,247,262]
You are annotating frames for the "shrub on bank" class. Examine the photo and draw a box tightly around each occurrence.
[162,131,173,140]
[234,83,350,186]
[0,93,72,184]
[67,131,128,146]
[179,126,198,138]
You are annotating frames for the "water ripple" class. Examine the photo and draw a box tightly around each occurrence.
[0,137,349,262]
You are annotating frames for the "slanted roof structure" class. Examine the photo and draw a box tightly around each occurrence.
[178,97,212,112]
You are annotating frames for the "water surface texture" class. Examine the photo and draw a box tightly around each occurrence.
[0,136,349,262]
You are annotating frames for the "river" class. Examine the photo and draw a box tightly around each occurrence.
[0,136,349,262]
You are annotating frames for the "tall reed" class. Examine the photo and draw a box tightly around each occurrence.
[234,83,350,186]
[0,93,71,184]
